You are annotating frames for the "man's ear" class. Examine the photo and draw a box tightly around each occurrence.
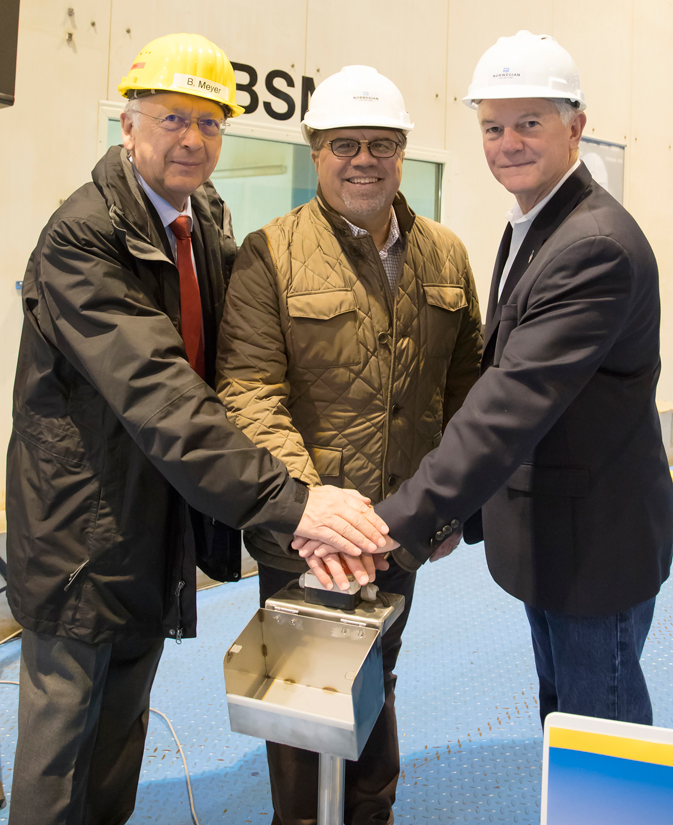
[570,111,587,148]
[120,111,135,153]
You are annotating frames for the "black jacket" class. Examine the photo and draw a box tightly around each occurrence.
[6,146,307,643]
[378,164,673,615]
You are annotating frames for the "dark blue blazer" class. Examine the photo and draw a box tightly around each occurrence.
[378,163,673,615]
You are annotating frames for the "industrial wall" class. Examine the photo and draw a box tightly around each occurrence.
[1,0,672,506]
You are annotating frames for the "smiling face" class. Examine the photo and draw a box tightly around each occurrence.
[121,91,223,211]
[478,98,586,213]
[311,127,404,237]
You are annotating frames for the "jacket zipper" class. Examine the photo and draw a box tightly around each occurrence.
[174,579,185,643]
[64,560,89,592]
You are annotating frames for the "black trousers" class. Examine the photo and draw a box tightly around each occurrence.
[258,560,416,825]
[9,629,164,825]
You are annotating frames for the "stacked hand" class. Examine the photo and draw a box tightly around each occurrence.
[293,486,396,591]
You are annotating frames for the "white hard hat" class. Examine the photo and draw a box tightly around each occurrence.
[301,65,414,144]
[463,30,586,111]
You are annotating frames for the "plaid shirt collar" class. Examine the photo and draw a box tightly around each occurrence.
[343,208,400,251]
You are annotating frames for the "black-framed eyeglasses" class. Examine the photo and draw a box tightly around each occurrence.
[137,111,226,138]
[327,137,402,158]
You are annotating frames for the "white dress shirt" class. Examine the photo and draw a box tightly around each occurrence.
[133,168,198,272]
[498,158,581,299]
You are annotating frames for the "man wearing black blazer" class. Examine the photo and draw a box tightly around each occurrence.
[298,31,673,726]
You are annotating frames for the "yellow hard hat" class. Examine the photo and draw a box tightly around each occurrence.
[118,33,244,117]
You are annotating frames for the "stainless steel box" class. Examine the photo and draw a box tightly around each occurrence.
[224,608,384,760]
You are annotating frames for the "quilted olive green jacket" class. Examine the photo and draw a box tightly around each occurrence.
[217,192,483,571]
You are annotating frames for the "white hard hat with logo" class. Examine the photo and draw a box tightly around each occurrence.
[301,65,414,144]
[463,30,586,111]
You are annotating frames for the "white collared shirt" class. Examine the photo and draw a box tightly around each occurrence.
[343,209,403,292]
[498,158,582,299]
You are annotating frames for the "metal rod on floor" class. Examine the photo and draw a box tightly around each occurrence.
[318,753,345,825]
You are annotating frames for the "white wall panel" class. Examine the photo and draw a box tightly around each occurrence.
[629,0,673,400]
[2,0,111,256]
[552,0,633,147]
[305,0,449,149]
[0,0,112,502]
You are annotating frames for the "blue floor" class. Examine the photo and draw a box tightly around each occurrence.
[0,541,672,824]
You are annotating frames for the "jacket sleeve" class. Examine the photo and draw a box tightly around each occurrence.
[443,248,483,427]
[216,231,322,487]
[36,217,307,533]
[380,234,635,569]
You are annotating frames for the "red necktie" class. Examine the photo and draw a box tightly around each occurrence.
[169,216,205,378]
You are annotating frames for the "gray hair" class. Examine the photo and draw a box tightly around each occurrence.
[553,99,582,126]
[474,98,582,127]
[123,98,141,127]
[309,129,408,152]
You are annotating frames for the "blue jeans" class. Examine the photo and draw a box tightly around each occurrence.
[525,597,656,727]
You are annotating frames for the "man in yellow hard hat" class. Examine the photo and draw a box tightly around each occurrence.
[217,65,483,825]
[5,35,388,825]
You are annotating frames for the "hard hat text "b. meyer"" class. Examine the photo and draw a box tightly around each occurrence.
[173,73,230,102]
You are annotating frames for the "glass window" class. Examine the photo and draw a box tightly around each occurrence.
[106,121,442,241]
[108,117,123,148]
[212,136,315,240]
[402,158,442,224]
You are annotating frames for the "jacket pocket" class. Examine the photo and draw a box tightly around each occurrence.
[305,444,344,487]
[423,284,466,356]
[288,290,360,368]
[507,462,590,497]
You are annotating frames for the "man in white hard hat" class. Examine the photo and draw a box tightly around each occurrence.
[5,37,388,825]
[304,31,673,730]
[217,65,483,824]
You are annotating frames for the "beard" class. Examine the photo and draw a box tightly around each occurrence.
[341,188,390,222]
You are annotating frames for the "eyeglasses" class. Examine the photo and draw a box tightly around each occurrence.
[137,111,226,138]
[327,137,402,158]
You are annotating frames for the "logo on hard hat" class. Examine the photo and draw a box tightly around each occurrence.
[353,92,379,101]
[492,68,521,78]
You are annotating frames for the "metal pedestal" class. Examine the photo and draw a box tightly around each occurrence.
[224,587,405,825]
[318,753,345,825]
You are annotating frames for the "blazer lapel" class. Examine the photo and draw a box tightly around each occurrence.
[486,223,512,327]
[482,162,593,357]
[482,223,512,354]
